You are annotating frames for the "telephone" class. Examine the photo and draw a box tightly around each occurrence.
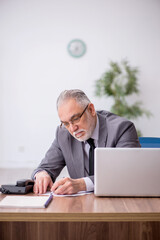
[0,179,34,194]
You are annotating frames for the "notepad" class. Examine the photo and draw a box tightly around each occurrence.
[0,195,53,208]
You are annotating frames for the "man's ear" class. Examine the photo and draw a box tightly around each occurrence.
[88,103,96,116]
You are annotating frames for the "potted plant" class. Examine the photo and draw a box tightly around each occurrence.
[95,60,151,136]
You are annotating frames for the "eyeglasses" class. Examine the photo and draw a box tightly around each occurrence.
[60,104,89,128]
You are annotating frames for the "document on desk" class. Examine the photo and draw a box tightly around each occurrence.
[41,191,93,197]
[0,194,53,208]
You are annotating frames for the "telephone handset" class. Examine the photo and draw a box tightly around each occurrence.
[0,179,34,194]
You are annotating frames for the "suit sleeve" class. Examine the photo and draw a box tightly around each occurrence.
[31,128,66,182]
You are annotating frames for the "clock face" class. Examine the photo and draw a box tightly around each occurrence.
[67,39,86,58]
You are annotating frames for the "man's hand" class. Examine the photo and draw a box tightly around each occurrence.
[51,177,86,195]
[34,171,53,194]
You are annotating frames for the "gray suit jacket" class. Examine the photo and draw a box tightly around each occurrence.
[31,111,140,183]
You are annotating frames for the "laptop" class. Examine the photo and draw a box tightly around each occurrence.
[94,148,160,197]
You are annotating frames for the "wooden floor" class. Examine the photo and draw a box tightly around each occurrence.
[0,166,69,185]
[0,168,34,185]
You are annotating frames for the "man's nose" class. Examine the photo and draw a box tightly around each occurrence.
[69,123,78,132]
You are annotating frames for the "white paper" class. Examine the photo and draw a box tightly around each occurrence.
[41,190,93,197]
[0,195,51,208]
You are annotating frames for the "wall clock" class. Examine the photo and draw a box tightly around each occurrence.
[67,39,86,58]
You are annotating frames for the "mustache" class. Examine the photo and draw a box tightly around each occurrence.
[73,129,86,138]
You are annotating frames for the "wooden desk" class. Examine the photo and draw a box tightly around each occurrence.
[0,193,160,240]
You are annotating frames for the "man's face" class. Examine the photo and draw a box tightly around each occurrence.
[58,98,97,141]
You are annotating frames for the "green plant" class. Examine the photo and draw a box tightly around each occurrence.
[95,60,151,136]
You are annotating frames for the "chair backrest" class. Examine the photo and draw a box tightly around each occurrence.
[139,137,160,148]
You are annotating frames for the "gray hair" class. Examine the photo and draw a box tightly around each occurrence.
[57,89,91,110]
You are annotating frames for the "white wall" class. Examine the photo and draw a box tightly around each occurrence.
[0,0,160,168]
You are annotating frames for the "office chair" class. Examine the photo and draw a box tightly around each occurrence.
[139,137,160,148]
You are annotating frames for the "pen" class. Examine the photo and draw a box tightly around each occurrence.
[44,193,53,208]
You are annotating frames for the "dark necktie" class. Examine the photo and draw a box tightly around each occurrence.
[87,138,95,175]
